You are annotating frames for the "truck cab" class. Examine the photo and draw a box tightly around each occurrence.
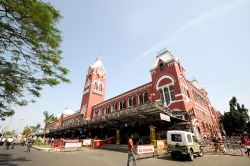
[167,130,203,161]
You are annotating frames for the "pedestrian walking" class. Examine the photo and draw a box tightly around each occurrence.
[5,137,10,150]
[127,134,137,166]
[7,137,14,149]
[241,132,250,156]
[214,137,225,153]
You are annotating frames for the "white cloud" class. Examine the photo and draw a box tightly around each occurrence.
[137,0,246,60]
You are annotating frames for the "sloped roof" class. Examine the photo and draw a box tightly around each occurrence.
[91,57,104,68]
[151,49,176,70]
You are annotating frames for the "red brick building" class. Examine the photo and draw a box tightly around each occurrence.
[47,50,222,143]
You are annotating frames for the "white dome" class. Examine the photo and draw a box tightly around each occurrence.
[56,107,74,118]
[63,107,74,115]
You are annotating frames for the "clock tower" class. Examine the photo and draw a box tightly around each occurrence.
[79,57,106,120]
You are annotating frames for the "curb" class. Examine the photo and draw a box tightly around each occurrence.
[32,145,51,152]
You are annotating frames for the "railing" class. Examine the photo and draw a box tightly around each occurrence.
[202,141,244,156]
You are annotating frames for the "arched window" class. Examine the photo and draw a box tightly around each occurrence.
[120,99,125,110]
[123,99,126,109]
[99,83,103,92]
[129,97,133,107]
[159,63,164,71]
[143,91,148,103]
[107,105,111,114]
[114,103,118,111]
[94,81,98,90]
[132,96,136,106]
[119,101,123,110]
[103,107,107,115]
[159,85,175,106]
[139,93,143,105]
[110,104,114,112]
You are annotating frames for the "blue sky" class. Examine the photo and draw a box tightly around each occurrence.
[1,0,250,133]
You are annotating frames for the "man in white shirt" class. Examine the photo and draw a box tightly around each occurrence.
[7,137,14,149]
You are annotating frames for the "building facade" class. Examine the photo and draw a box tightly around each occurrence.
[46,50,222,143]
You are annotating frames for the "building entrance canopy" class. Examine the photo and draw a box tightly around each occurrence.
[49,101,186,133]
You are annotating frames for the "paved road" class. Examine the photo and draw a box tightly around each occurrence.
[0,146,249,166]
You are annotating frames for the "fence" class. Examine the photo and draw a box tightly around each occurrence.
[202,142,244,156]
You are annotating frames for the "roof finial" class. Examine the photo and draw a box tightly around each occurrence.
[96,57,100,61]
[95,48,101,62]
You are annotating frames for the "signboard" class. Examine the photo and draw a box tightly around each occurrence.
[64,142,82,148]
[52,139,64,148]
[83,139,92,146]
[137,145,154,154]
[64,139,79,143]
[160,113,170,122]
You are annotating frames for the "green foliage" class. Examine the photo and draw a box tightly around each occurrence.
[34,139,47,145]
[30,123,41,133]
[43,111,57,126]
[220,97,249,136]
[0,0,70,120]
[23,127,32,137]
[4,130,16,136]
[22,123,41,136]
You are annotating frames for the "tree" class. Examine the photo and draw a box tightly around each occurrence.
[23,126,31,137]
[43,111,57,127]
[30,123,41,134]
[3,129,16,136]
[0,0,70,120]
[247,121,250,135]
[22,123,41,136]
[220,97,249,136]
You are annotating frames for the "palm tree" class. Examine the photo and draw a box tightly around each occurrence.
[30,123,41,134]
[43,111,58,128]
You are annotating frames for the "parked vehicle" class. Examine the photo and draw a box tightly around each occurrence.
[167,130,203,161]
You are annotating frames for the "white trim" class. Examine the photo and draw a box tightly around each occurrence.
[193,101,208,112]
[156,75,175,90]
[170,99,184,103]
[93,90,103,95]
[165,99,185,107]
[83,89,89,95]
[175,93,184,97]
[194,105,210,116]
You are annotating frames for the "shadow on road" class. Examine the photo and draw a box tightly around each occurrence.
[0,153,30,166]
[155,154,195,162]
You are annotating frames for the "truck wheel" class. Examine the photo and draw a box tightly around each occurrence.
[198,148,203,157]
[171,152,176,160]
[188,151,194,161]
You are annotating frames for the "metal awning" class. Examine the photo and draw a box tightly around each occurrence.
[50,101,186,133]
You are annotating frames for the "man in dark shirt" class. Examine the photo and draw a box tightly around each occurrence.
[127,134,137,166]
